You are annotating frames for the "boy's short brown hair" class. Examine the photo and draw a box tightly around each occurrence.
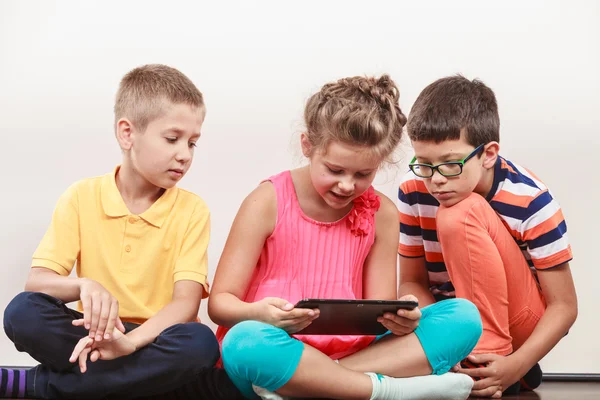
[407,75,499,147]
[114,64,204,132]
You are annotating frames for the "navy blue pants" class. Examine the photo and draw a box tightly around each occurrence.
[3,292,241,399]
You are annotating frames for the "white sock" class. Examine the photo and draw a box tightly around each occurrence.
[367,372,473,400]
[252,385,291,400]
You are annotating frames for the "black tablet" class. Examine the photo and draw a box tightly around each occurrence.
[294,298,418,335]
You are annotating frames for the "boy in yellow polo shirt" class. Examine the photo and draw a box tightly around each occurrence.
[2,64,239,399]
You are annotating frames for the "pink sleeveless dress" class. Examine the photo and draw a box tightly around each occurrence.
[216,170,381,360]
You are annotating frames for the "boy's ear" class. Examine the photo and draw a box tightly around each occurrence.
[300,133,312,157]
[482,141,500,169]
[116,118,134,151]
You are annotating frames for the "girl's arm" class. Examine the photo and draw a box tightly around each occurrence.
[208,182,315,330]
[208,182,277,327]
[363,193,422,336]
[362,192,401,300]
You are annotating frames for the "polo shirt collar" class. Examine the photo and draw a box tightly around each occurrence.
[101,166,178,228]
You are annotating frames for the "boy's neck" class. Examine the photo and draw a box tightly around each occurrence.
[116,163,165,215]
[474,164,496,199]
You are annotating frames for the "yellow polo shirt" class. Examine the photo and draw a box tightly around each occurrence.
[32,167,210,323]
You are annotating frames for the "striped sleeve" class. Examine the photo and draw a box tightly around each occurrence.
[520,189,573,270]
[398,177,425,257]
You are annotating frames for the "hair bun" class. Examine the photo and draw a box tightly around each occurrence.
[335,75,399,109]
[373,74,399,104]
[303,73,407,161]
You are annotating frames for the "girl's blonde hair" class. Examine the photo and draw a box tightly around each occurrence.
[304,74,406,161]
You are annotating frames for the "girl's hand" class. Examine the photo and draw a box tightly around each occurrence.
[253,297,320,334]
[377,294,421,336]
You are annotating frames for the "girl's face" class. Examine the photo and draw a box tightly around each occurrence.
[303,136,382,210]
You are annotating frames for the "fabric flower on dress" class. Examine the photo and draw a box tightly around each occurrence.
[347,186,380,236]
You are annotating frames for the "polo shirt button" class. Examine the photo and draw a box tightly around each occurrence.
[125,245,131,252]
[129,217,136,224]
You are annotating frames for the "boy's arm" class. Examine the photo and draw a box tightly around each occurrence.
[29,183,81,302]
[127,198,210,349]
[398,256,435,307]
[28,184,123,340]
[27,267,125,341]
[70,280,204,372]
[25,267,83,303]
[126,280,204,350]
[396,179,436,307]
[70,202,210,369]
[119,201,210,349]
[463,191,577,396]
[506,192,577,372]
[464,262,577,397]
[509,262,577,373]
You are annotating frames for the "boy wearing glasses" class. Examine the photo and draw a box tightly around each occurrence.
[397,75,577,398]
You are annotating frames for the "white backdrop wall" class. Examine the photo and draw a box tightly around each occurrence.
[0,0,598,372]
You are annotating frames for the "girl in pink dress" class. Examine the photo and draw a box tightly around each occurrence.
[209,75,482,400]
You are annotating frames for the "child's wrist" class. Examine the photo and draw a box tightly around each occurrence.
[76,277,90,291]
[125,331,142,351]
[246,301,262,322]
[507,352,534,377]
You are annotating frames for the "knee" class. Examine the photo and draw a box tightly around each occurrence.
[166,323,220,369]
[417,298,483,374]
[425,298,483,346]
[222,321,276,365]
[441,298,483,349]
[3,292,48,340]
[222,321,278,363]
[222,321,304,394]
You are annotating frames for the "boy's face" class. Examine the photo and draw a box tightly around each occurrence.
[303,136,381,210]
[411,132,495,207]
[125,102,205,189]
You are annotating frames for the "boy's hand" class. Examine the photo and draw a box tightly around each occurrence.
[78,279,123,342]
[69,320,136,373]
[458,353,521,398]
[378,294,421,336]
[254,297,320,334]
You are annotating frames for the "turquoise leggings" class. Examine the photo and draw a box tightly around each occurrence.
[222,298,482,399]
